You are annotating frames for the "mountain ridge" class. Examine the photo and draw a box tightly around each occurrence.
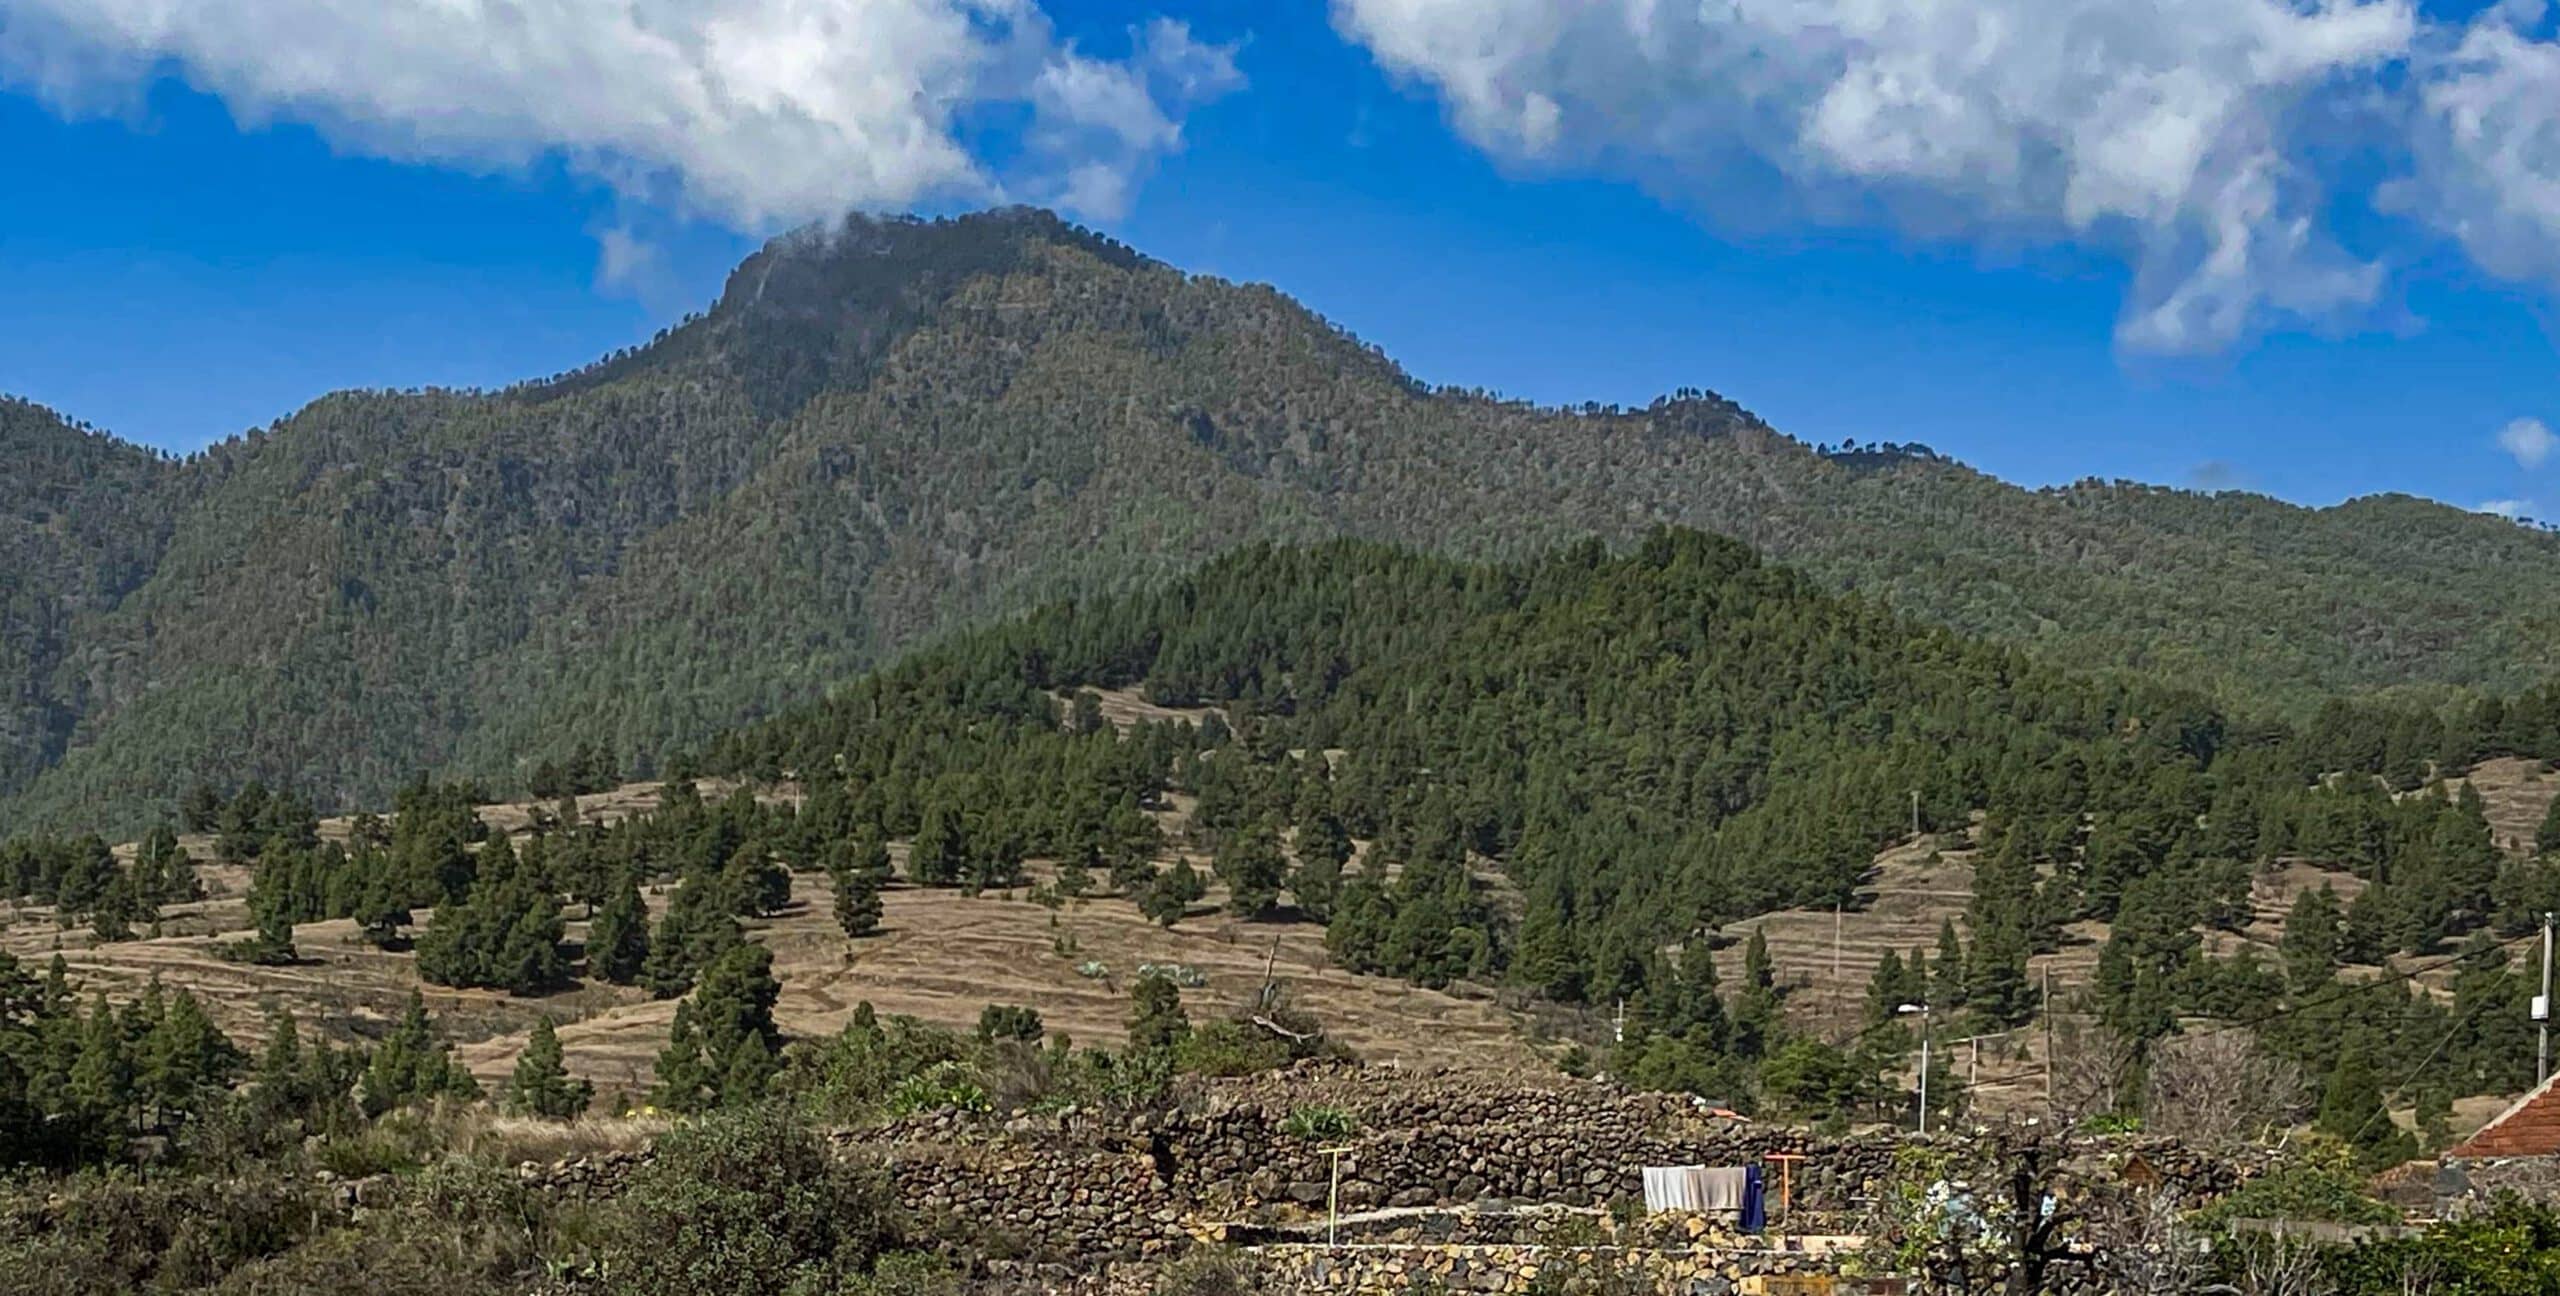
[6,206,2559,834]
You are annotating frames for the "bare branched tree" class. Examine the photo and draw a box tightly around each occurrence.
[2048,1017,2142,1120]
[2145,1031,2307,1147]
[2226,1231,2336,1296]
[2395,1252,2444,1296]
[2091,1188,2211,1295]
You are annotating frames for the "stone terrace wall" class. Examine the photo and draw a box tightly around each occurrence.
[527,1064,2256,1264]
[1252,1243,1858,1295]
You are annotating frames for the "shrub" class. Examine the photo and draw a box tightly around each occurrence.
[2196,1161,2398,1230]
[596,1107,905,1296]
[886,1063,991,1117]
[0,1163,323,1295]
[976,1004,1044,1043]
[1154,1247,1265,1296]
[1279,1106,1357,1139]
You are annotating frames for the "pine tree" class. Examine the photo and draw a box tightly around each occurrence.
[65,994,133,1145]
[243,895,300,965]
[89,870,140,943]
[180,782,224,834]
[587,873,652,984]
[1054,843,1094,899]
[718,1034,779,1108]
[360,991,480,1117]
[641,874,740,998]
[2539,794,2560,858]
[54,837,113,917]
[721,843,791,917]
[351,873,412,949]
[2281,885,2343,994]
[138,989,238,1127]
[1865,950,1916,1025]
[909,797,968,887]
[416,859,565,994]
[1732,927,1782,1059]
[1513,870,1587,1003]
[136,825,198,905]
[1966,919,2032,1026]
[830,851,883,939]
[1108,840,1157,896]
[2317,1049,2418,1169]
[1129,974,1190,1053]
[1294,812,1352,918]
[504,1018,593,1119]
[1931,919,1968,1010]
[651,1015,713,1114]
[654,943,780,1111]
[1142,857,1206,927]
[1214,821,1289,917]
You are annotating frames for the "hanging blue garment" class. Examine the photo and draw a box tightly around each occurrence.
[1740,1164,1766,1233]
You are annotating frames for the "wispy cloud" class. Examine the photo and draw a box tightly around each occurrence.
[2500,416,2557,470]
[0,1,1240,230]
[2476,498,2533,519]
[1333,0,2560,356]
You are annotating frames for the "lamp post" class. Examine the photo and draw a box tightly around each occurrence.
[1898,1001,1931,1135]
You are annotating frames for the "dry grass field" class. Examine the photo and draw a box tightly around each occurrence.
[1,764,1546,1101]
[9,735,2554,1114]
[1696,756,2560,1120]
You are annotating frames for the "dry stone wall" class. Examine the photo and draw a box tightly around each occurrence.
[520,1063,2256,1266]
[1251,1242,1860,1295]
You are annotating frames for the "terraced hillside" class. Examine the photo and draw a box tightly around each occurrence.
[0,777,1545,1100]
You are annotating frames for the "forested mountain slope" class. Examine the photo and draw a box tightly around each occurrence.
[0,400,177,799]
[7,207,2560,833]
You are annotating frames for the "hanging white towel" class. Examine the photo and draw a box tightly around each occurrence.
[1642,1164,1708,1212]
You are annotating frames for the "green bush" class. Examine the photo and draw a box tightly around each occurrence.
[0,1163,323,1294]
[1279,1106,1357,1139]
[886,1062,991,1116]
[596,1106,906,1296]
[2197,1162,2397,1230]
[2326,1197,2560,1294]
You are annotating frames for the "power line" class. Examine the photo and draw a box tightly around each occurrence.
[2173,927,2541,1043]
[2348,990,2489,1148]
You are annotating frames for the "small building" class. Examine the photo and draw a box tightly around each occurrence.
[2445,1072,2560,1160]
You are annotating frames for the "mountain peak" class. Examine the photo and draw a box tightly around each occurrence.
[525,206,1156,414]
[717,206,1153,323]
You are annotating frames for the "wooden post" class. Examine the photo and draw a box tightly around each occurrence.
[2042,965,2055,1111]
[1764,1152,1809,1222]
[1831,904,1842,982]
[1321,1146,1353,1245]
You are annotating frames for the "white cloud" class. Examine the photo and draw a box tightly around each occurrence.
[2476,498,2533,518]
[2409,6,2560,287]
[1333,0,2415,354]
[2501,416,2558,469]
[0,0,1240,229]
[593,226,663,295]
[1328,0,2560,356]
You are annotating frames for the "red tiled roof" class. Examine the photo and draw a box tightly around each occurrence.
[2447,1073,2560,1159]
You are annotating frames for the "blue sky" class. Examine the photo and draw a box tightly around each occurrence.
[2,0,2556,518]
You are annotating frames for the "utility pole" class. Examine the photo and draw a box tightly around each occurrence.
[1899,1001,1931,1135]
[2042,965,2055,1111]
[1832,903,1843,982]
[1910,788,1921,839]
[2539,913,2554,1085]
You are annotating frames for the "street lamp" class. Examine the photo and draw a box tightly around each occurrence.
[1897,1002,1931,1135]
